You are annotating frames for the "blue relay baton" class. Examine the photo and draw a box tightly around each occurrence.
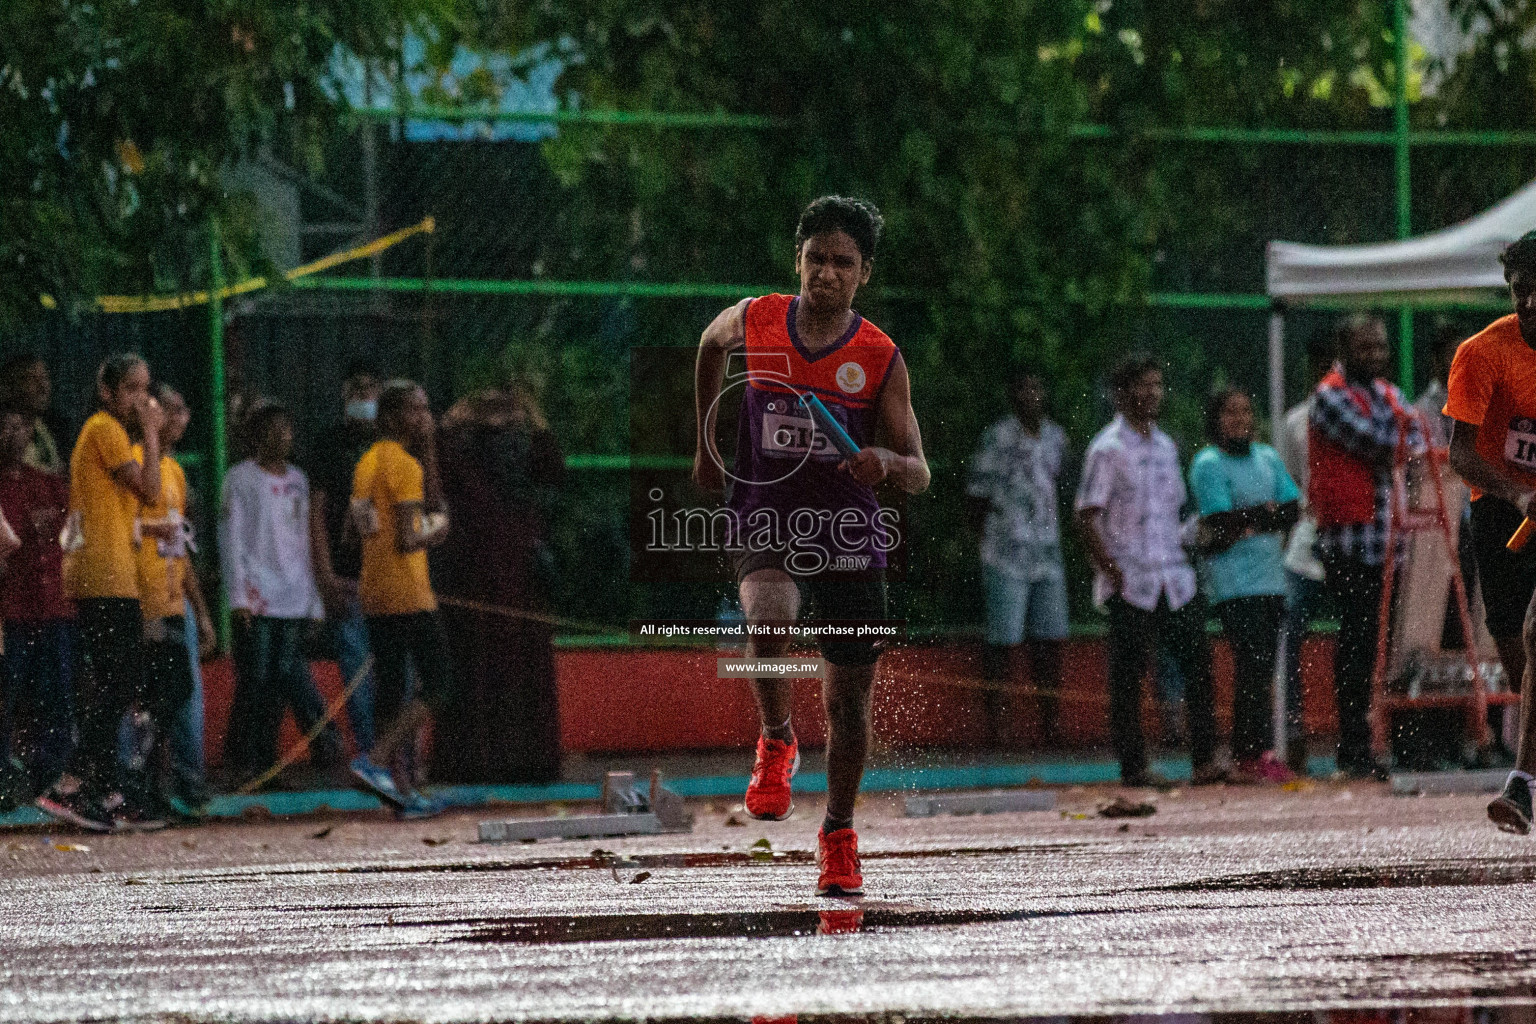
[798,393,861,458]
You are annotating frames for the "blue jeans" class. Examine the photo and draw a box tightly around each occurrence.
[166,604,206,800]
[2,619,76,789]
[226,616,342,777]
[1279,569,1324,744]
[332,597,376,754]
[982,566,1070,644]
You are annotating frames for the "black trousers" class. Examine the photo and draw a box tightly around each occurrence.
[368,611,455,732]
[142,619,194,723]
[71,598,144,795]
[1321,553,1385,771]
[1214,595,1285,762]
[1106,595,1217,778]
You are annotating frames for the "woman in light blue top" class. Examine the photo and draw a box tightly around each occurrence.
[1190,388,1300,782]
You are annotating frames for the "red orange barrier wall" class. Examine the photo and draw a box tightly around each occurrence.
[199,636,1340,765]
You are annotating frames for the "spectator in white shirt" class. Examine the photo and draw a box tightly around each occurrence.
[1074,353,1224,788]
[966,364,1069,747]
[219,402,343,785]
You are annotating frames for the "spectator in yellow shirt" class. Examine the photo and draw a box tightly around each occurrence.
[44,354,166,832]
[347,380,452,820]
[134,384,216,814]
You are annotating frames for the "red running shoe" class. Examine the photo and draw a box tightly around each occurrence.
[817,826,863,896]
[744,734,799,821]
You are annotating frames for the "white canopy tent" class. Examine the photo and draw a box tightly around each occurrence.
[1262,179,1536,428]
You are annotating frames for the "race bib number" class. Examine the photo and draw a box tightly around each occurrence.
[350,497,381,537]
[59,510,84,553]
[1506,417,1536,471]
[149,510,191,559]
[761,409,836,460]
[156,528,190,560]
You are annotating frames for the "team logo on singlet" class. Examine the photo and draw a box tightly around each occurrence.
[836,361,867,394]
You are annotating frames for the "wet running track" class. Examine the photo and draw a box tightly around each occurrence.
[4,782,1536,1021]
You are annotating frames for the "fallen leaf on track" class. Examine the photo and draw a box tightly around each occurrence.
[1098,797,1156,819]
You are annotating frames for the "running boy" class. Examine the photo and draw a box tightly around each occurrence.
[693,196,930,896]
[348,380,452,820]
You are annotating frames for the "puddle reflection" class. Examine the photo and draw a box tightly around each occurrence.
[415,906,1088,943]
[1153,860,1536,893]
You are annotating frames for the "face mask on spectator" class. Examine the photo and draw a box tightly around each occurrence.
[346,399,378,422]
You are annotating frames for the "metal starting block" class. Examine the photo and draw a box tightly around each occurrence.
[1390,768,1506,796]
[478,770,695,843]
[904,789,1057,818]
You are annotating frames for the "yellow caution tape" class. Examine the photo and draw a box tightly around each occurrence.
[46,217,435,315]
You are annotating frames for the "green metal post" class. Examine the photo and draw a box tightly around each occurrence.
[1394,0,1415,395]
[208,219,230,650]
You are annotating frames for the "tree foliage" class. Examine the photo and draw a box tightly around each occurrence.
[0,0,462,327]
[456,0,1506,622]
[13,1,1536,629]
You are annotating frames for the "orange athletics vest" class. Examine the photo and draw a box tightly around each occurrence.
[741,293,898,416]
[1307,368,1407,528]
[727,293,900,568]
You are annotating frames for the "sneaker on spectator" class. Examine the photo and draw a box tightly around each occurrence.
[107,791,169,833]
[396,790,447,821]
[350,755,406,808]
[34,777,116,833]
